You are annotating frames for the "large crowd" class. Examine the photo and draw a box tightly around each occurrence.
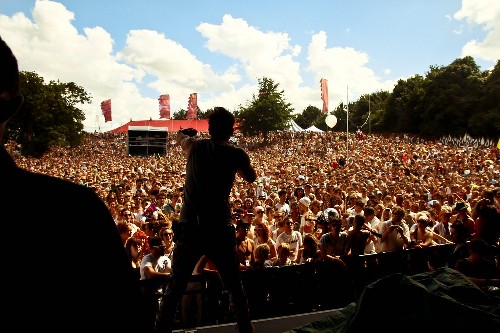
[6,130,500,276]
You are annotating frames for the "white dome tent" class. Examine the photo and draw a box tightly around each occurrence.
[284,119,304,132]
[305,125,323,132]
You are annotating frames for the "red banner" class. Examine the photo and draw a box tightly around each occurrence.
[159,94,170,119]
[186,93,198,119]
[320,78,328,114]
[101,99,112,122]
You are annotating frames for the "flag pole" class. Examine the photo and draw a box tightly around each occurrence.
[368,94,371,135]
[346,85,349,161]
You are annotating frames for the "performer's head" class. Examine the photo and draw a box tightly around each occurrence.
[208,107,235,141]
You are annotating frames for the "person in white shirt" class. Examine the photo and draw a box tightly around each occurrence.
[272,211,286,241]
[363,206,382,253]
[298,196,312,237]
[140,236,172,281]
[432,205,454,244]
[275,189,290,215]
[379,206,411,252]
[276,216,303,262]
[140,236,172,299]
[347,200,365,217]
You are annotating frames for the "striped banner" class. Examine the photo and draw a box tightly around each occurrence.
[159,94,170,119]
[101,99,112,122]
[320,78,328,113]
[186,93,198,119]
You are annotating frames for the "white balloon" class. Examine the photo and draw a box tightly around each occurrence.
[325,114,337,128]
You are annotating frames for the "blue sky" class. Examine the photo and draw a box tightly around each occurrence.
[1,0,499,132]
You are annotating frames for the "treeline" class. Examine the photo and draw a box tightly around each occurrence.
[330,56,500,140]
[8,56,499,157]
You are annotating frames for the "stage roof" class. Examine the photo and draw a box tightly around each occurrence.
[108,119,209,133]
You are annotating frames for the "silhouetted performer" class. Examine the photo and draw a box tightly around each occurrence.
[155,107,256,333]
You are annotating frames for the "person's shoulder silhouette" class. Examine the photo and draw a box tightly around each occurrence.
[0,36,145,332]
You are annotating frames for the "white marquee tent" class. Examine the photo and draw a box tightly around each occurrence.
[305,125,323,132]
[284,119,304,132]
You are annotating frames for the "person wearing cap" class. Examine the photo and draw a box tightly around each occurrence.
[450,201,475,239]
[140,236,172,282]
[298,196,313,237]
[155,107,256,333]
[252,205,267,225]
[0,37,145,332]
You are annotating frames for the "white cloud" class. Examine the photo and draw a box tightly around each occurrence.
[306,31,397,107]
[0,0,147,130]
[197,15,304,91]
[454,0,500,64]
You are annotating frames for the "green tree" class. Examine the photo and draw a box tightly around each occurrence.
[383,75,425,134]
[469,60,500,139]
[332,102,347,132]
[312,112,329,131]
[172,109,187,119]
[362,90,390,133]
[172,108,210,119]
[295,105,321,129]
[197,108,210,119]
[419,56,487,138]
[6,71,89,157]
[237,77,294,142]
[347,94,379,133]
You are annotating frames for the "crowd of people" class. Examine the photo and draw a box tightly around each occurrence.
[5,125,500,328]
[7,129,500,267]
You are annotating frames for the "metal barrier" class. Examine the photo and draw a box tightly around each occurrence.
[140,244,456,330]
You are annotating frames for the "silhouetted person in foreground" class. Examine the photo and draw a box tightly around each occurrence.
[155,107,257,333]
[0,35,144,332]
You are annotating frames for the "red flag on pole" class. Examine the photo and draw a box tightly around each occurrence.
[320,78,328,114]
[186,93,198,119]
[159,94,170,119]
[101,99,112,122]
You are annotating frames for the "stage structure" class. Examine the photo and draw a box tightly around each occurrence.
[127,126,168,156]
